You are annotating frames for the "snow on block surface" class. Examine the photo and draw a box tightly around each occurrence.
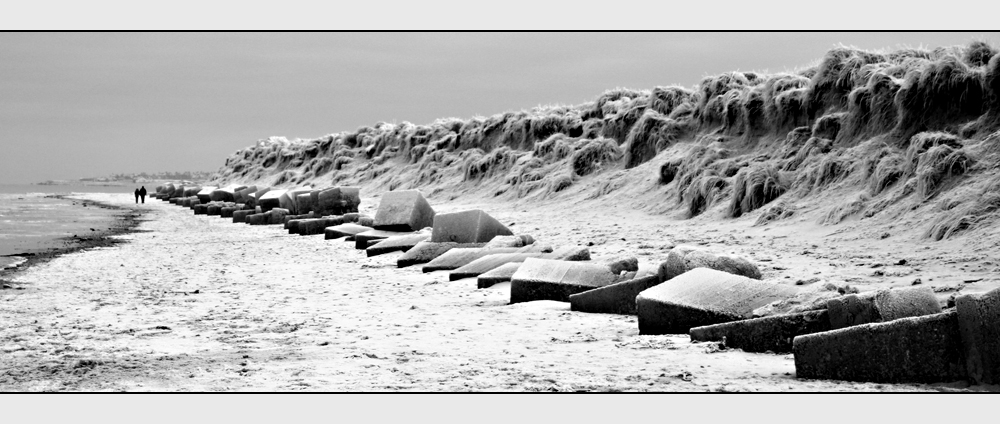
[422,247,521,273]
[397,242,486,268]
[636,267,798,335]
[509,258,619,304]
[367,232,431,257]
[792,311,966,384]
[449,252,543,281]
[689,309,830,353]
[477,262,524,289]
[569,275,662,315]
[354,229,413,250]
[324,223,374,239]
[373,190,435,232]
[430,209,513,244]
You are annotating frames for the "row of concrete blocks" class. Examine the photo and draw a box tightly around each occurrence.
[155,183,361,216]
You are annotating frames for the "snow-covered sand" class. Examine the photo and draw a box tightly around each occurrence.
[0,193,993,391]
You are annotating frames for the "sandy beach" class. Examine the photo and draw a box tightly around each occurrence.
[1,192,995,392]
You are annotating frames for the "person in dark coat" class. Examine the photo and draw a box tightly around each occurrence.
[134,188,140,204]
[139,186,147,204]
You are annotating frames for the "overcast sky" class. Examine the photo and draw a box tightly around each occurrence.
[1,32,997,183]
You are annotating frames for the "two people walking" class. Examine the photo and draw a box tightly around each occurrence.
[134,186,146,204]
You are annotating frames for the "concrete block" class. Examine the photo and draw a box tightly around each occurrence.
[169,185,185,199]
[793,311,966,383]
[450,252,545,281]
[207,204,223,216]
[267,208,289,225]
[316,187,359,215]
[296,193,315,215]
[258,189,286,213]
[234,185,258,203]
[366,232,431,257]
[183,186,202,197]
[477,262,524,289]
[510,258,619,304]
[373,190,435,231]
[193,204,208,215]
[658,246,762,282]
[396,242,486,268]
[278,188,311,214]
[196,186,218,204]
[430,209,512,244]
[245,213,266,225]
[956,287,1000,385]
[569,275,662,315]
[690,310,830,353]
[221,207,238,218]
[485,235,535,248]
[324,223,373,240]
[354,229,411,249]
[827,286,941,330]
[233,210,254,223]
[298,217,343,236]
[343,213,360,223]
[358,215,375,227]
[422,247,521,273]
[246,187,270,208]
[636,268,797,335]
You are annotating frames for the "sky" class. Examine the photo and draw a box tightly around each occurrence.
[2,32,998,184]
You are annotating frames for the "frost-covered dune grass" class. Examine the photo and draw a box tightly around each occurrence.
[210,41,1000,242]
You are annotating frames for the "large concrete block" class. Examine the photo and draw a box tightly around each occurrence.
[422,247,521,273]
[196,186,218,204]
[395,242,486,268]
[510,258,620,304]
[366,232,431,257]
[246,187,270,208]
[658,246,762,282]
[210,186,243,202]
[324,223,373,240]
[245,213,267,225]
[569,275,662,315]
[296,193,315,215]
[793,311,966,383]
[354,229,412,250]
[690,310,830,353]
[233,210,254,223]
[183,186,202,197]
[278,188,311,214]
[234,185,258,203]
[430,209,512,244]
[477,262,524,289]
[258,189,287,213]
[636,268,798,335]
[221,207,238,218]
[193,204,208,215]
[373,190,435,231]
[316,186,361,215]
[169,185,185,199]
[449,252,545,281]
[956,287,1000,385]
[267,208,289,225]
[207,204,224,216]
[298,217,343,236]
[827,286,941,330]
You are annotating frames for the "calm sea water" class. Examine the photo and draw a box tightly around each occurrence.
[0,183,140,195]
[0,185,136,270]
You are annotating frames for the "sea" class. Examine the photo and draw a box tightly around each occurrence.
[0,183,143,271]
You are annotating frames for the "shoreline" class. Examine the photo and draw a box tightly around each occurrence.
[0,194,148,288]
